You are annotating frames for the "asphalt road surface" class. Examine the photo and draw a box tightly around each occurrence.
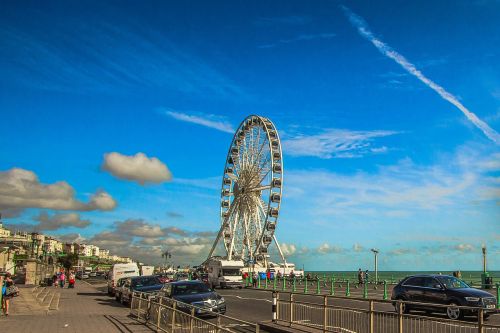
[84,276,500,332]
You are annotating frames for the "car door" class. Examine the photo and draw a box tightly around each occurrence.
[422,277,447,308]
[401,277,426,303]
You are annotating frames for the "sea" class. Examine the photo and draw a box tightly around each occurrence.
[305,271,500,285]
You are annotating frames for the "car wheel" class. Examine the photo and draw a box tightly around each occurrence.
[446,303,463,320]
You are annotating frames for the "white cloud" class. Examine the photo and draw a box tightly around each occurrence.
[35,212,90,230]
[280,243,297,256]
[0,168,116,211]
[115,219,164,238]
[341,5,500,145]
[317,243,343,254]
[353,243,364,252]
[282,129,398,158]
[162,109,235,134]
[102,152,172,184]
[455,244,475,252]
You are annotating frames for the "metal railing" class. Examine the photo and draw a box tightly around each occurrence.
[272,291,500,333]
[130,292,260,333]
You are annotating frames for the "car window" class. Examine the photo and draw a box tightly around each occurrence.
[132,276,161,287]
[403,277,424,287]
[172,283,211,295]
[422,277,440,288]
[222,269,240,276]
[437,276,469,289]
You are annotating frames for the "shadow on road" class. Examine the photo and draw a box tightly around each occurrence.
[77,292,105,296]
[97,298,130,308]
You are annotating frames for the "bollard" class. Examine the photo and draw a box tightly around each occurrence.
[383,280,388,300]
[316,278,320,294]
[345,280,350,297]
[292,277,296,292]
[258,276,261,289]
[330,277,335,296]
[272,291,278,322]
[497,283,500,309]
[282,277,286,291]
[273,277,277,290]
[363,282,368,299]
[265,277,268,289]
[304,277,308,293]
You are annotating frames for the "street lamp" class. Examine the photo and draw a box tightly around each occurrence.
[371,248,379,284]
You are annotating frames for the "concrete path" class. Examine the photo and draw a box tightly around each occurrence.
[0,281,153,333]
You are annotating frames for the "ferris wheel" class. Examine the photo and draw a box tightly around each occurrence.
[207,115,286,266]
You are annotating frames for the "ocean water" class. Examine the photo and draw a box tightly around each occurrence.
[305,271,500,284]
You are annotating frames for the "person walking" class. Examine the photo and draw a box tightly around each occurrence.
[59,270,66,288]
[2,272,15,316]
[364,270,370,284]
[357,268,364,286]
[68,271,75,289]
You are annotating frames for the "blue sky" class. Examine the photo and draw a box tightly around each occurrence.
[1,0,499,270]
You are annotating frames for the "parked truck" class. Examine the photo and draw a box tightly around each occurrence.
[206,257,244,289]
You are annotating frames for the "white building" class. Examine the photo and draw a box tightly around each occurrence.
[99,249,109,259]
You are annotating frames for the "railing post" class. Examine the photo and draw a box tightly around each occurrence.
[363,281,368,299]
[289,293,294,327]
[217,314,221,333]
[478,308,484,333]
[345,280,350,297]
[171,301,177,333]
[369,300,374,333]
[497,283,500,309]
[272,291,278,322]
[323,295,328,333]
[255,323,260,333]
[397,300,403,333]
[190,308,195,333]
[383,280,388,300]
[304,277,308,293]
[138,295,142,320]
[156,297,162,330]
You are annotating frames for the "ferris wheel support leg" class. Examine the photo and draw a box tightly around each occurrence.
[273,235,287,265]
[207,226,225,261]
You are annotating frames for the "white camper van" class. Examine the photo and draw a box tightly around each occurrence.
[206,258,244,289]
[140,265,155,276]
[107,263,139,295]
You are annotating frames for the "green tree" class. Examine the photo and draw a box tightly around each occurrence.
[58,253,79,270]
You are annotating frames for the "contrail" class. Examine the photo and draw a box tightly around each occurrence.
[341,5,500,145]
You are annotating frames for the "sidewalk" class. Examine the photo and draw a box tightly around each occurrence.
[0,281,153,333]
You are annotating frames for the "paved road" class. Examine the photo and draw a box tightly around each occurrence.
[81,277,500,332]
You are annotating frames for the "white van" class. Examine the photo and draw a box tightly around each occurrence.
[206,258,244,289]
[107,263,139,296]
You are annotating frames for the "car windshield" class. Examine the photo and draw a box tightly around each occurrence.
[132,277,161,288]
[222,269,240,276]
[437,276,469,289]
[173,283,211,295]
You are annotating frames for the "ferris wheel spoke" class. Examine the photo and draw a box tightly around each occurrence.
[247,185,271,192]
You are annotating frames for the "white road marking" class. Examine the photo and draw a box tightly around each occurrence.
[222,294,272,303]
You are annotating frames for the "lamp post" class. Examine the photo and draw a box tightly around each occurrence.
[371,248,379,284]
[482,246,487,274]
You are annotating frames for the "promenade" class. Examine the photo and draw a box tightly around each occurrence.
[0,281,153,333]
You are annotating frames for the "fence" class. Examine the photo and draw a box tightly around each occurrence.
[130,292,260,333]
[272,291,500,333]
[246,277,500,309]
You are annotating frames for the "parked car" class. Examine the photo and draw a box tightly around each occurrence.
[392,274,497,320]
[89,271,97,277]
[119,275,163,305]
[175,273,189,281]
[76,271,89,279]
[157,281,226,316]
[114,277,129,302]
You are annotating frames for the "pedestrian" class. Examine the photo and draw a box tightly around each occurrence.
[266,270,271,281]
[365,270,370,284]
[68,272,75,289]
[59,270,66,288]
[2,272,16,316]
[252,272,257,288]
[357,268,363,286]
[52,273,57,287]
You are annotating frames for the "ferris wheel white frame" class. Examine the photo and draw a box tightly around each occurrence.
[207,115,286,266]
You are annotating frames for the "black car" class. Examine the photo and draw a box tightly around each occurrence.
[392,274,497,319]
[119,275,164,305]
[158,281,226,315]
